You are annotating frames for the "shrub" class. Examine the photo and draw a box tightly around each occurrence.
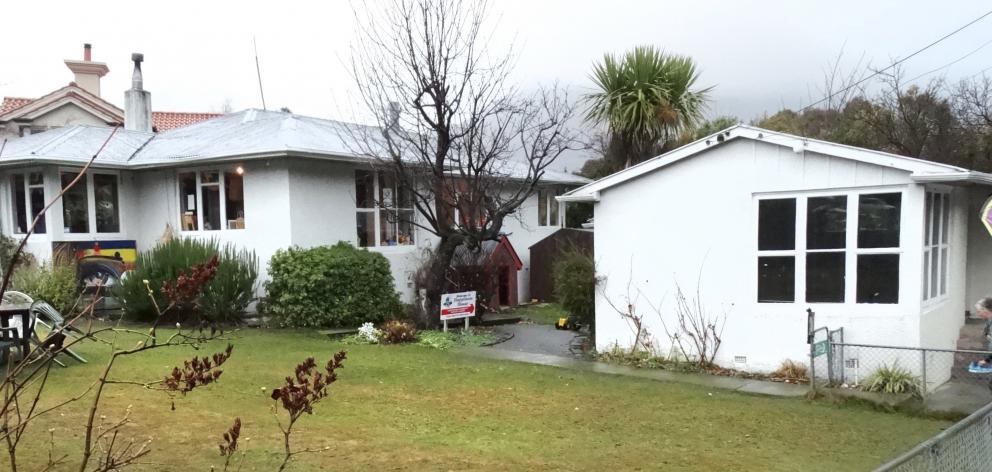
[115,238,258,323]
[447,248,497,315]
[10,261,79,314]
[379,320,417,344]
[772,360,809,382]
[265,242,402,328]
[860,363,921,397]
[552,249,598,331]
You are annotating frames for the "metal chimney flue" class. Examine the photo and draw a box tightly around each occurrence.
[124,53,153,132]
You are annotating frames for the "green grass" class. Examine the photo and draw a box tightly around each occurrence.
[12,327,948,471]
[506,303,567,325]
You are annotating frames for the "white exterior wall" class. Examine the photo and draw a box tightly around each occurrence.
[30,104,109,131]
[966,186,992,309]
[0,157,565,308]
[593,139,931,373]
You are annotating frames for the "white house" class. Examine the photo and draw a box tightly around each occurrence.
[560,125,992,381]
[0,55,586,305]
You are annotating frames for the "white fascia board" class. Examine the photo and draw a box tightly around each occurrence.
[556,192,599,203]
[560,124,967,199]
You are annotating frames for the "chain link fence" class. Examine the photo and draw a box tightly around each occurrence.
[874,401,992,471]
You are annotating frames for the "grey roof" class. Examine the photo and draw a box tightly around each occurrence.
[0,109,589,185]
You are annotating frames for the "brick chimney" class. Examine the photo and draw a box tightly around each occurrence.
[124,53,153,132]
[64,43,109,97]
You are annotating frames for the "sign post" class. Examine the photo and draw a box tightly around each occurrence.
[440,291,476,332]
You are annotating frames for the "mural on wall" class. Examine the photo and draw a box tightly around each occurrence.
[52,240,137,270]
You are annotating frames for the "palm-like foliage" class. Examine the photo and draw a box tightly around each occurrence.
[586,46,711,167]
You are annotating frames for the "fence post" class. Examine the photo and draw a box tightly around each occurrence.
[807,309,815,394]
[921,348,928,399]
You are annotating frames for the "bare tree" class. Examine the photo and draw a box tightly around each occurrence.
[348,0,579,326]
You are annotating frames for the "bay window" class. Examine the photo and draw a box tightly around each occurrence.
[355,170,414,247]
[178,169,245,232]
[756,190,902,305]
[10,172,46,234]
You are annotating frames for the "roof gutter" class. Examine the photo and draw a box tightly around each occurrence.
[911,171,992,186]
[556,192,599,203]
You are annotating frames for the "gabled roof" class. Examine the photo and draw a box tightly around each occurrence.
[1,89,219,132]
[559,124,992,202]
[0,84,123,124]
[0,108,591,184]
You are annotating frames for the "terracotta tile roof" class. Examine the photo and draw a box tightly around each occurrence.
[1,97,34,114]
[152,111,222,131]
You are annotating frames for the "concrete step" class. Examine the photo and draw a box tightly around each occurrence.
[957,318,988,351]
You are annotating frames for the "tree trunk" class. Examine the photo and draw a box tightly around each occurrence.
[423,236,462,329]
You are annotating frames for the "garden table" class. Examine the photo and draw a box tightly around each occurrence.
[0,302,34,364]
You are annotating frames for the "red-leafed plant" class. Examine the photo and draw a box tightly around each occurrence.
[270,351,347,471]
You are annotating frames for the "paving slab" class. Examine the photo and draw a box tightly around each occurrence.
[926,382,992,415]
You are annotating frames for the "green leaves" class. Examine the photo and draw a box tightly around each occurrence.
[264,242,402,328]
[585,45,711,164]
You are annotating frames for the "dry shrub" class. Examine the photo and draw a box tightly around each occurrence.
[379,320,418,344]
[772,359,809,382]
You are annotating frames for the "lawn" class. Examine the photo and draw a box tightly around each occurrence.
[505,302,567,325]
[13,327,947,471]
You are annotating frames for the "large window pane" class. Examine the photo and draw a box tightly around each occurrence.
[200,171,221,231]
[758,256,795,302]
[12,174,27,233]
[941,194,950,244]
[931,193,942,245]
[93,174,119,233]
[356,212,375,247]
[398,209,415,245]
[807,196,847,249]
[538,189,548,226]
[179,172,198,231]
[224,171,245,229]
[379,173,397,208]
[806,252,845,303]
[549,188,560,226]
[355,170,374,208]
[61,172,89,233]
[29,186,46,234]
[758,198,796,250]
[379,209,399,246]
[857,254,899,304]
[858,193,900,248]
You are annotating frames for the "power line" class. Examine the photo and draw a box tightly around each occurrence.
[906,37,992,84]
[799,8,992,112]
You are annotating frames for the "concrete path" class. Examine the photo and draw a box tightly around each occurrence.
[926,382,992,414]
[487,324,584,357]
[464,346,809,398]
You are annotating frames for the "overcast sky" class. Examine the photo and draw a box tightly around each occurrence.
[2,1,991,170]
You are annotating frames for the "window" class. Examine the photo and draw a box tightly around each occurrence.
[178,168,246,232]
[806,196,846,302]
[856,193,901,303]
[537,187,561,226]
[922,190,949,301]
[757,198,796,302]
[93,174,120,233]
[756,191,902,305]
[10,172,46,234]
[61,172,90,233]
[354,170,414,247]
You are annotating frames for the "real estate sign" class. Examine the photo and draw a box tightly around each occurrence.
[440,291,476,320]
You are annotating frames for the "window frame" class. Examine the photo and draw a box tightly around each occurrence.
[8,168,47,236]
[55,167,125,238]
[353,170,416,249]
[755,186,906,306]
[922,188,951,305]
[176,167,246,234]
